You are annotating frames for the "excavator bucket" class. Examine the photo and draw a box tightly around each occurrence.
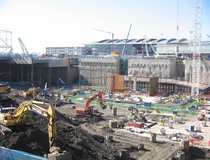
[75,108,85,114]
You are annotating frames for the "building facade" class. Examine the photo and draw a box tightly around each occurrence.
[127,57,177,78]
[79,55,120,88]
[46,47,91,56]
[85,38,210,56]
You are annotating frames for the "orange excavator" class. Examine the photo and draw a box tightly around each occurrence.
[75,91,107,115]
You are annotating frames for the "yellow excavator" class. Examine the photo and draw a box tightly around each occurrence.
[0,100,57,151]
[22,87,39,99]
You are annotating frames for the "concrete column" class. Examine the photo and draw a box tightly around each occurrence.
[79,68,81,87]
[150,133,156,142]
[67,64,71,86]
[57,67,60,86]
[133,76,137,91]
[31,61,33,83]
[9,64,11,82]
[39,66,42,82]
[48,67,51,87]
[89,66,91,85]
[21,64,23,84]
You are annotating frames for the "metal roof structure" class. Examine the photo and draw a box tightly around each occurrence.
[93,38,190,44]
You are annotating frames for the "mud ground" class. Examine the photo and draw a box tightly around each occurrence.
[0,94,210,160]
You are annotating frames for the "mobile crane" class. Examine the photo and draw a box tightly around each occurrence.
[0,100,57,152]
[75,91,107,115]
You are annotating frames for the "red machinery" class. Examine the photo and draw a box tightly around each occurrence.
[127,122,144,128]
[75,91,107,114]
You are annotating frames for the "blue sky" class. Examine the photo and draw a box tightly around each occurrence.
[0,0,209,53]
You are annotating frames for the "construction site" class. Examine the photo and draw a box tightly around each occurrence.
[1,0,210,160]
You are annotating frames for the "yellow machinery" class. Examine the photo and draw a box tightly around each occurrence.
[0,100,56,150]
[23,87,39,99]
[111,51,120,55]
[0,83,10,94]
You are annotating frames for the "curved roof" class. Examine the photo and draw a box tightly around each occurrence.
[107,39,118,43]
[97,39,109,43]
[179,38,187,43]
[167,38,177,43]
[94,38,189,44]
[127,39,137,43]
[156,38,167,43]
[136,38,145,42]
[147,38,157,43]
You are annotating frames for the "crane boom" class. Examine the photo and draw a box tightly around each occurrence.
[122,24,132,55]
[191,0,202,97]
[92,28,114,52]
[85,91,106,112]
[18,38,29,54]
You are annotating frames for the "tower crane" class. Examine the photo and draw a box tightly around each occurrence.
[91,28,115,54]
[18,37,29,54]
[191,0,202,97]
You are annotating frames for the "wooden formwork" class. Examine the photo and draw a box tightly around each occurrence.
[149,77,159,96]
[108,74,124,92]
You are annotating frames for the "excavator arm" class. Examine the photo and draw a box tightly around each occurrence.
[76,91,107,114]
[0,100,56,149]
[85,91,107,112]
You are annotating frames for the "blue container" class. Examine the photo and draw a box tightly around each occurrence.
[175,99,180,103]
[189,124,195,132]
[144,102,151,107]
[136,103,141,108]
[79,91,85,95]
[0,146,48,160]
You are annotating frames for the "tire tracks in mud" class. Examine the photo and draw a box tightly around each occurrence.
[81,123,181,160]
[113,131,181,160]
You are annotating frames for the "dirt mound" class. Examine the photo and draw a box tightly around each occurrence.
[0,113,123,160]
[186,146,208,160]
[0,113,49,156]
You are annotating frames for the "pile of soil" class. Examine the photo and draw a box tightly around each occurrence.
[1,106,210,160]
[187,147,210,160]
[0,112,127,160]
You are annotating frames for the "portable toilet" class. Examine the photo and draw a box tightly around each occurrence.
[189,124,195,132]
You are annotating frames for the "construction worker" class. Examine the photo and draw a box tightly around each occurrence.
[160,117,165,126]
